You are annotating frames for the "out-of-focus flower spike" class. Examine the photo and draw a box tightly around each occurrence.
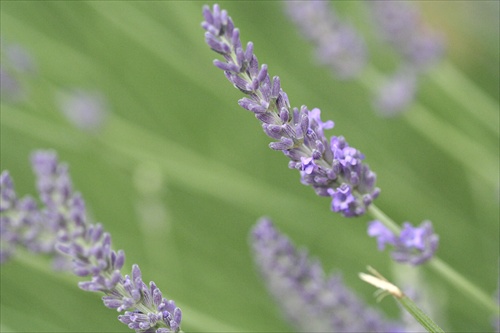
[284,1,367,79]
[368,0,445,70]
[251,218,405,332]
[0,39,37,104]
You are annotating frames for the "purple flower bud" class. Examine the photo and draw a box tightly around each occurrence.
[269,137,294,151]
[205,32,229,53]
[231,29,242,51]
[271,76,281,99]
[214,59,239,72]
[244,42,254,63]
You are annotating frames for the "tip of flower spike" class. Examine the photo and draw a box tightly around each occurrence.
[31,150,59,176]
[252,217,275,239]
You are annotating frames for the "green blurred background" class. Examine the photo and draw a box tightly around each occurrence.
[1,1,498,332]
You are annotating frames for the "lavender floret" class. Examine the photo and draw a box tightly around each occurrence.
[202,4,379,217]
[368,220,439,265]
[251,217,404,332]
[0,151,182,332]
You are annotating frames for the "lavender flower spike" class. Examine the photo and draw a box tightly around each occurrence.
[1,151,182,333]
[251,218,404,332]
[202,4,379,217]
[368,220,439,265]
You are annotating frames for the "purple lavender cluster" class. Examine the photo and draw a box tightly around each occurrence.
[251,218,404,332]
[284,1,367,79]
[368,220,439,265]
[202,4,379,217]
[0,151,182,333]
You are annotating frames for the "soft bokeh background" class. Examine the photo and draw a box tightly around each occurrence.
[1,1,498,332]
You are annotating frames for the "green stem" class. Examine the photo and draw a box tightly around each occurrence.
[368,203,500,316]
[428,258,500,315]
[367,204,401,234]
[398,293,445,333]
